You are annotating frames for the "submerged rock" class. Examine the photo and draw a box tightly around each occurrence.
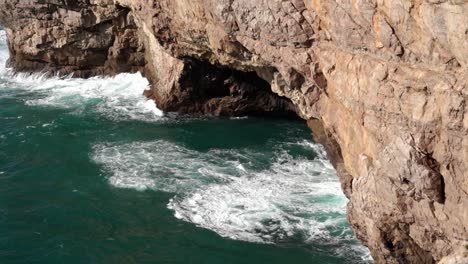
[0,1,466,263]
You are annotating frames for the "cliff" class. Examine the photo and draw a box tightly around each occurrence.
[0,0,145,76]
[0,1,466,263]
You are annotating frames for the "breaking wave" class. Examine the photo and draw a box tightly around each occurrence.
[1,72,163,122]
[0,29,163,122]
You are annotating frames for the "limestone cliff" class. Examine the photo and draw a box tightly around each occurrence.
[0,1,466,263]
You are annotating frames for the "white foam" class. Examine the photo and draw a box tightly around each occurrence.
[0,30,6,43]
[20,73,163,121]
[0,30,163,122]
[92,139,357,246]
[2,71,163,121]
[297,139,329,159]
[91,141,246,192]
[0,30,9,75]
[168,153,348,244]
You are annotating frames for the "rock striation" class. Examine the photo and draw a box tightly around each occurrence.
[0,1,467,263]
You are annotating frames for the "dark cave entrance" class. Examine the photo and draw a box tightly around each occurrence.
[155,58,299,118]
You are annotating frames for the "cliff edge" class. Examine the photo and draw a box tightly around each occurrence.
[0,1,467,263]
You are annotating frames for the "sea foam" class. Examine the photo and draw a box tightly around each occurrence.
[0,30,163,122]
[5,72,163,122]
[92,139,359,250]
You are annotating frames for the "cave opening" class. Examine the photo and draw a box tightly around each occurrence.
[170,58,299,118]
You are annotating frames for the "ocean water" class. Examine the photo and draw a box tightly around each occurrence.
[0,29,372,263]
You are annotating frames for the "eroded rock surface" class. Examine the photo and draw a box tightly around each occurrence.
[0,1,466,263]
[0,0,145,77]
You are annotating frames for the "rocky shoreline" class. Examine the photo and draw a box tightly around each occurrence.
[0,1,467,263]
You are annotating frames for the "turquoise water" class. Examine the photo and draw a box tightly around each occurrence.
[0,29,371,263]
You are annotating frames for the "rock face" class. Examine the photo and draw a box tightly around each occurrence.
[0,0,145,77]
[0,1,467,263]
